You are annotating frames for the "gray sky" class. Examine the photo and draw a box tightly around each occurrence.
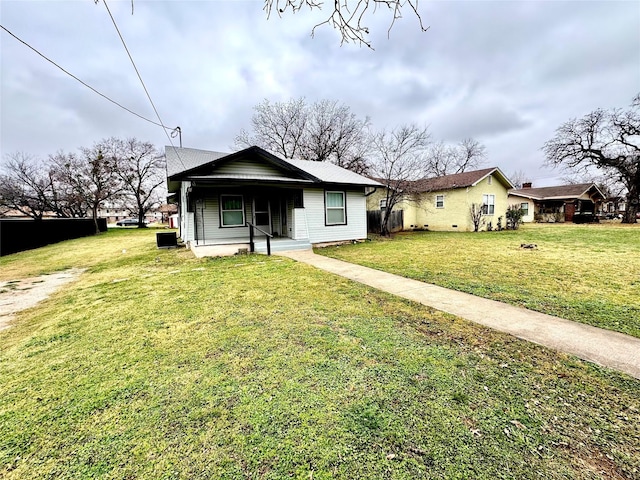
[1,0,638,186]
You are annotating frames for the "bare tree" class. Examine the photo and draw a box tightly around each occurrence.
[469,203,485,232]
[50,147,122,233]
[103,138,166,228]
[543,94,639,223]
[0,153,54,220]
[236,98,372,174]
[236,98,308,160]
[424,138,487,177]
[508,169,530,190]
[369,124,430,235]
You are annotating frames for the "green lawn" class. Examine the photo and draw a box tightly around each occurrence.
[0,229,638,479]
[318,223,640,338]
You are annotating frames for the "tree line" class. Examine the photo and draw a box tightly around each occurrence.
[0,137,165,233]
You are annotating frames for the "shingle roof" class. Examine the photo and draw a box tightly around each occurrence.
[509,183,605,200]
[285,158,381,186]
[402,167,511,193]
[166,146,228,177]
[166,146,381,187]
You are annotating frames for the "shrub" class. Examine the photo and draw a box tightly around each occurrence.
[506,205,524,230]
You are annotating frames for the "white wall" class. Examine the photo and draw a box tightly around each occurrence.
[303,188,367,243]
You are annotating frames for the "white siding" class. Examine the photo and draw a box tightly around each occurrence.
[291,208,309,240]
[180,185,367,244]
[215,159,283,177]
[180,181,195,242]
[303,188,367,243]
[196,196,251,242]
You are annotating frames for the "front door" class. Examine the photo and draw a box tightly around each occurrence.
[253,197,271,235]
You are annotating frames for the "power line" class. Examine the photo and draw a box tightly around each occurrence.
[0,23,166,129]
[102,0,186,169]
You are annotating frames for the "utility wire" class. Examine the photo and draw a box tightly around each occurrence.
[0,23,167,129]
[102,0,186,169]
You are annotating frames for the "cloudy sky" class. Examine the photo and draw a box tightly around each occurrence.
[1,0,638,185]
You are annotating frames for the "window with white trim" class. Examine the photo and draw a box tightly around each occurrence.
[482,194,495,215]
[379,198,387,210]
[220,195,245,227]
[436,195,444,208]
[521,202,529,216]
[325,191,346,225]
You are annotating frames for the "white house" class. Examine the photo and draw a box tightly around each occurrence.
[166,146,381,254]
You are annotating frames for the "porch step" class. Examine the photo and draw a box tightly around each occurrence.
[254,239,312,253]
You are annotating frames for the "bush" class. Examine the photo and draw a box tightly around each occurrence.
[505,205,524,230]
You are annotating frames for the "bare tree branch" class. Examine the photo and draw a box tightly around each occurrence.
[264,0,428,48]
[424,138,487,177]
[369,123,430,235]
[235,97,372,174]
[543,93,640,223]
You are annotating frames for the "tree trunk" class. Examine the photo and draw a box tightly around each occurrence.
[137,207,147,228]
[623,192,639,223]
[380,208,392,236]
[92,204,100,234]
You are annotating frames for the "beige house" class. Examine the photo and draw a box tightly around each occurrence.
[368,167,515,232]
[508,183,606,223]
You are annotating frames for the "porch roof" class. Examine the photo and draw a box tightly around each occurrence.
[509,183,606,201]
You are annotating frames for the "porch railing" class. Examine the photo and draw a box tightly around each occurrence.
[246,222,273,256]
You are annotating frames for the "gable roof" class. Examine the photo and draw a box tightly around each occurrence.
[166,146,381,189]
[405,167,513,193]
[509,183,606,201]
[166,146,228,177]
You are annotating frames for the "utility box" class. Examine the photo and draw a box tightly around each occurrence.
[156,231,178,249]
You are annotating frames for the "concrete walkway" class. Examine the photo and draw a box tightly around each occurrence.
[278,250,640,380]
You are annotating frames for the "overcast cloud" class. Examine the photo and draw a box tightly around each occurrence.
[1,0,638,186]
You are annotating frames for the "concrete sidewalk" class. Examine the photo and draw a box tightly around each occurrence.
[278,250,640,380]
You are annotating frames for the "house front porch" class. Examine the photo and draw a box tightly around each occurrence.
[190,236,312,257]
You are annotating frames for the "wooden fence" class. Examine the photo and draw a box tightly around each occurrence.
[367,209,404,234]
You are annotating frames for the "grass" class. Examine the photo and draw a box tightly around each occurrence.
[0,229,639,479]
[318,223,640,338]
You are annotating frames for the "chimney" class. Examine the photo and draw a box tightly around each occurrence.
[522,182,532,189]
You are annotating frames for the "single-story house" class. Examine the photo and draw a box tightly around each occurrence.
[508,183,606,223]
[367,167,515,232]
[166,145,381,254]
[602,196,627,219]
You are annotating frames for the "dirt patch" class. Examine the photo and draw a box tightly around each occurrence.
[0,268,85,331]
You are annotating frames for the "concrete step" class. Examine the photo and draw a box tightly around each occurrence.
[254,240,312,253]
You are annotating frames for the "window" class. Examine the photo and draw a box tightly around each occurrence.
[487,175,493,185]
[436,195,444,208]
[379,198,387,210]
[325,191,346,225]
[521,202,529,216]
[220,195,244,227]
[482,194,495,215]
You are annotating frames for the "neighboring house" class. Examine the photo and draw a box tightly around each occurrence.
[602,196,626,219]
[368,167,514,232]
[166,145,381,252]
[97,206,131,224]
[508,183,606,223]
